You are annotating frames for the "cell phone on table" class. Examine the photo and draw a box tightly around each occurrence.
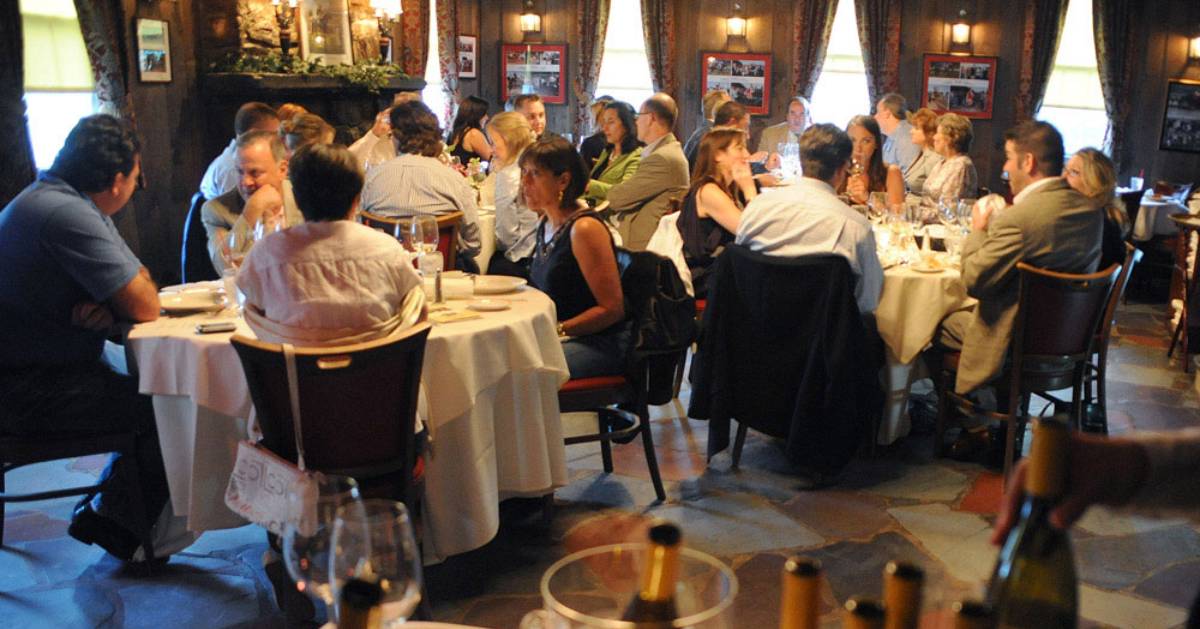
[195,321,237,334]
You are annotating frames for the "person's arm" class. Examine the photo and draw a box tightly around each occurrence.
[562,218,625,336]
[855,228,884,313]
[886,165,905,210]
[959,208,1023,301]
[697,183,746,236]
[493,166,523,248]
[464,128,493,161]
[109,266,160,322]
[201,198,232,274]
[895,136,921,174]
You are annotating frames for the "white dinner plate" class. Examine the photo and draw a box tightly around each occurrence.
[473,276,527,295]
[160,290,224,313]
[467,299,510,312]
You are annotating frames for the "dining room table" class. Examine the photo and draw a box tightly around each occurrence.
[1129,188,1199,241]
[128,281,569,563]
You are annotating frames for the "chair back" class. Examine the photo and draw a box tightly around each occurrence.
[1097,243,1143,350]
[230,323,431,502]
[1014,262,1120,365]
[359,210,463,270]
[614,249,696,404]
[181,192,218,283]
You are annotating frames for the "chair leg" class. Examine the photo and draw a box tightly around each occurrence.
[638,411,666,502]
[933,370,953,458]
[731,422,748,470]
[124,452,156,565]
[1003,413,1017,481]
[1096,357,1109,434]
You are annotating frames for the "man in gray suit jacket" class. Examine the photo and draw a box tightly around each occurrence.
[607,93,690,251]
[756,96,811,169]
[934,121,1102,458]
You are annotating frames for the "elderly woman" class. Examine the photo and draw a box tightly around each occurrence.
[584,101,643,205]
[921,113,978,204]
[679,128,757,298]
[484,111,540,278]
[525,136,629,378]
[1065,147,1130,269]
[903,107,944,193]
[842,115,905,209]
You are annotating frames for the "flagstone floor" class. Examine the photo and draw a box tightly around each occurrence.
[1,302,1197,628]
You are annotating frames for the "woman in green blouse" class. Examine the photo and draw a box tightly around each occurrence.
[584,101,644,205]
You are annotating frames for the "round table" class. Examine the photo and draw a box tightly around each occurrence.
[128,286,569,563]
[1131,191,1196,241]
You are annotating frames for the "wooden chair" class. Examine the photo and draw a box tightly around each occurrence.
[1167,214,1200,372]
[359,210,464,270]
[936,263,1120,479]
[230,323,431,510]
[181,191,218,283]
[1083,243,1142,433]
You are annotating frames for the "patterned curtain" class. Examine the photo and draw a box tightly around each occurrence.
[1093,0,1139,169]
[640,0,676,97]
[1014,0,1068,122]
[73,0,135,121]
[1,1,37,207]
[399,0,430,79]
[435,0,459,123]
[853,0,901,106]
[791,0,838,100]
[573,0,611,139]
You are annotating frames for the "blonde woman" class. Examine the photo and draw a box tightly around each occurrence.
[485,111,540,277]
[921,113,978,204]
[1065,147,1130,269]
[903,107,944,193]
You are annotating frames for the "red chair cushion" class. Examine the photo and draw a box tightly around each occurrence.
[695,299,707,317]
[560,375,628,393]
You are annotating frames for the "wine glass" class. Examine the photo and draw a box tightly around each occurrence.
[415,215,440,255]
[331,499,424,628]
[867,192,888,224]
[225,227,252,268]
[282,474,362,621]
[393,217,418,252]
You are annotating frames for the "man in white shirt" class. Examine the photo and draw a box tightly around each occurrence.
[874,93,920,174]
[198,102,280,200]
[510,93,548,137]
[348,91,421,171]
[735,123,883,315]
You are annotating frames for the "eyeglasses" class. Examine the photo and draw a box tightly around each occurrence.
[636,111,651,118]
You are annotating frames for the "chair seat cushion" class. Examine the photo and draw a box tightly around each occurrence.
[560,375,628,393]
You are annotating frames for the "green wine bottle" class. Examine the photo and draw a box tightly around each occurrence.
[986,418,1077,628]
[620,521,682,627]
[779,556,822,629]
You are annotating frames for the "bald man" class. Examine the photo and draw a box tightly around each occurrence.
[606,93,690,250]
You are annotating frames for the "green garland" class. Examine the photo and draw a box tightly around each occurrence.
[209,51,408,93]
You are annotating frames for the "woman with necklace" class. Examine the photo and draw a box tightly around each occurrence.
[525,136,630,378]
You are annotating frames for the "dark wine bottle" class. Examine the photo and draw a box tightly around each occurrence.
[620,521,682,627]
[951,599,995,629]
[779,556,822,629]
[338,577,384,629]
[843,596,885,629]
[883,560,924,629]
[986,418,1077,628]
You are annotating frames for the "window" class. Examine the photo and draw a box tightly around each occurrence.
[20,0,95,169]
[594,0,654,109]
[809,0,869,126]
[423,9,447,129]
[1036,0,1106,155]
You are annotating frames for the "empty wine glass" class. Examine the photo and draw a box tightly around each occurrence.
[331,499,423,628]
[957,198,977,229]
[282,474,362,621]
[415,215,439,255]
[393,217,418,252]
[225,227,252,268]
[867,192,888,224]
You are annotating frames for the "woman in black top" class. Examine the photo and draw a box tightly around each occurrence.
[524,136,628,378]
[677,127,757,298]
[446,95,493,165]
[1064,147,1130,269]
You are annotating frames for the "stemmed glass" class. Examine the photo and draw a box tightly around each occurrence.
[867,192,889,224]
[331,499,424,628]
[414,216,439,255]
[393,218,418,253]
[225,227,253,269]
[282,474,362,622]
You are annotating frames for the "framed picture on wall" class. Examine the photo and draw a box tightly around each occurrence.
[457,35,477,79]
[1159,80,1200,153]
[136,19,171,83]
[501,44,567,105]
[920,54,997,119]
[700,52,771,116]
[299,0,354,65]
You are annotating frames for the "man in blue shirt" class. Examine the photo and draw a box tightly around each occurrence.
[874,92,921,174]
[0,115,167,562]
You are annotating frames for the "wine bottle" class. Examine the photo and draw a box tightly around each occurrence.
[843,596,885,629]
[951,600,995,629]
[620,521,682,627]
[339,577,384,629]
[986,418,1077,628]
[779,556,822,629]
[883,560,924,629]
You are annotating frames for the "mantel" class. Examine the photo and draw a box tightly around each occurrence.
[203,72,427,97]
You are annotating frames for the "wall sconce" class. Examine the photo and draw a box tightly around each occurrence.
[271,0,299,59]
[520,0,543,41]
[1189,32,1200,62]
[949,9,972,56]
[725,1,748,51]
[369,0,403,64]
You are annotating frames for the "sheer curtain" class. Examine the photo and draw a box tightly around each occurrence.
[1015,0,1068,122]
[1,0,36,207]
[572,0,611,139]
[853,0,901,106]
[791,0,838,99]
[1092,0,1140,168]
[640,0,676,96]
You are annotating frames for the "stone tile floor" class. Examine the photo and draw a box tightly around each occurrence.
[1,302,1198,628]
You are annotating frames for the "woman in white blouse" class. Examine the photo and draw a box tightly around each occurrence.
[484,112,541,278]
[921,113,978,205]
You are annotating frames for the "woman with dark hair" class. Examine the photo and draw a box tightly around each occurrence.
[678,127,757,297]
[524,136,629,378]
[584,101,643,205]
[841,115,904,209]
[447,95,493,164]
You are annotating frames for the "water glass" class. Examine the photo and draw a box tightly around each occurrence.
[221,267,241,311]
[282,474,362,619]
[331,500,424,628]
[418,251,444,276]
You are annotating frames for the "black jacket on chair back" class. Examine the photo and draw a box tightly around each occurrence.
[688,244,882,474]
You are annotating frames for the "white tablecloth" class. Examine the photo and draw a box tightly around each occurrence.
[128,289,569,562]
[873,264,976,444]
[1131,192,1193,241]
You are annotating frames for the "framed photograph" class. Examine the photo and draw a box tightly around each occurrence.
[457,35,477,79]
[501,44,567,105]
[299,0,354,65]
[136,19,171,83]
[921,54,997,119]
[700,52,771,116]
[1159,80,1200,153]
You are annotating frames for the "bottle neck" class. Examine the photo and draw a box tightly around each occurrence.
[639,543,681,602]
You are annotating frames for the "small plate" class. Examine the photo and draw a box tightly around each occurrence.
[467,299,510,312]
[473,276,527,295]
[160,290,224,313]
[910,263,946,274]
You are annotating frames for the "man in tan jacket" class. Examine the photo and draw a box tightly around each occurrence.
[606,93,690,251]
[934,121,1102,458]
